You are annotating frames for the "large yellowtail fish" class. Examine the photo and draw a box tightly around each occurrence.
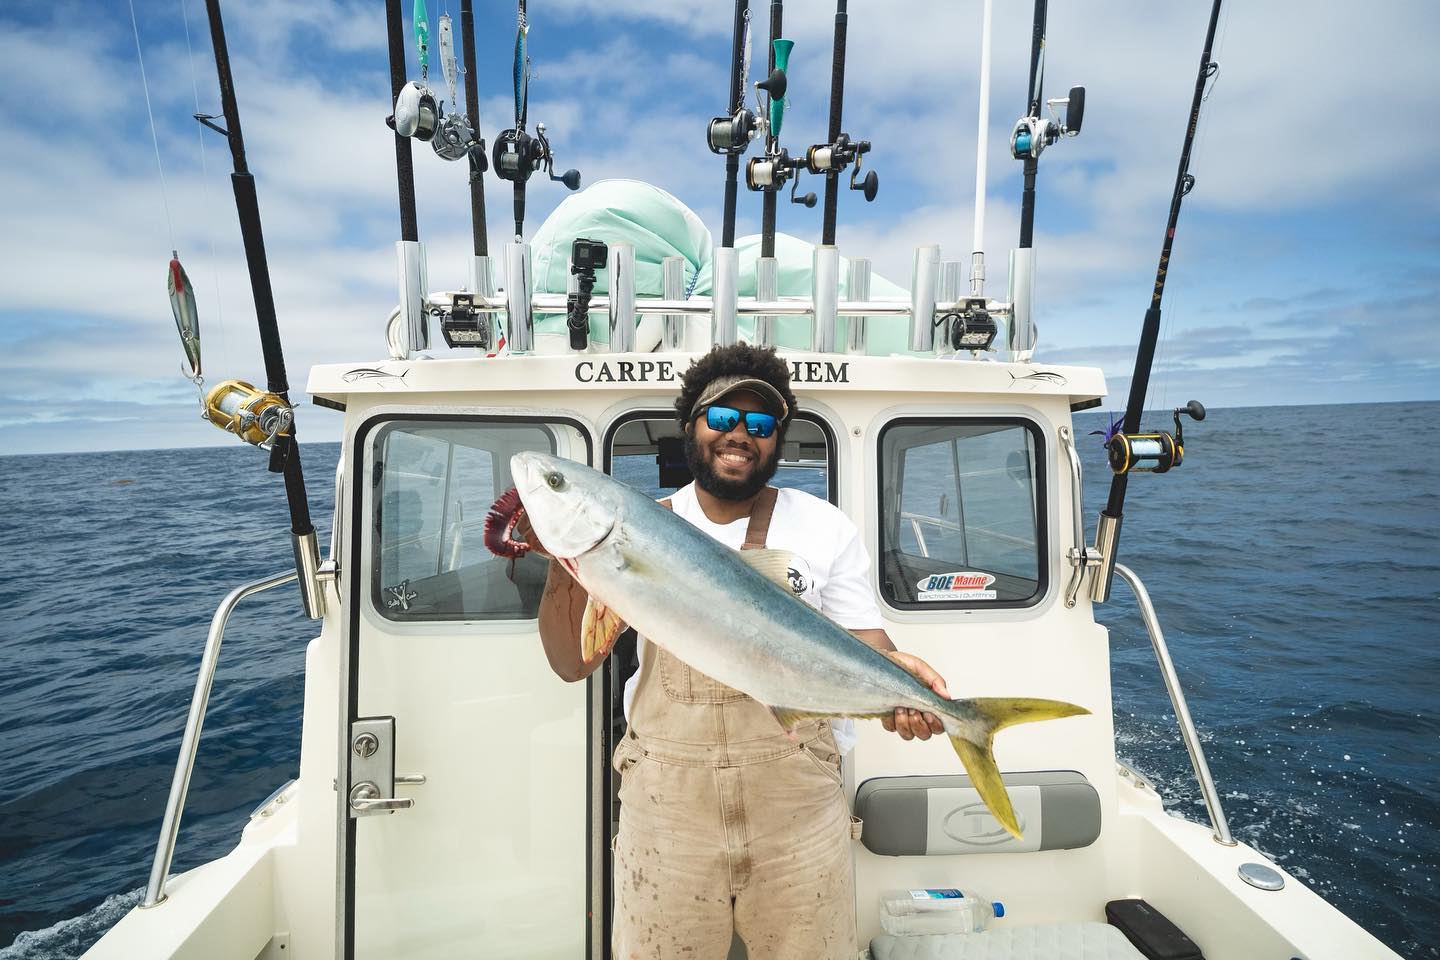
[491,452,1088,838]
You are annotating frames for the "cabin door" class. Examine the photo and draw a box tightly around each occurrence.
[341,413,602,959]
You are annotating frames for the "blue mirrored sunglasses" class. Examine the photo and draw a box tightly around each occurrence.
[695,404,778,439]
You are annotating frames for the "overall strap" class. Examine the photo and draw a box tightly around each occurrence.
[741,486,778,551]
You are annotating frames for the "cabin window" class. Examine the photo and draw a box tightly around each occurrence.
[878,418,1047,608]
[369,419,588,621]
[604,411,836,503]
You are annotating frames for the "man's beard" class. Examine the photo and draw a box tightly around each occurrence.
[684,430,781,501]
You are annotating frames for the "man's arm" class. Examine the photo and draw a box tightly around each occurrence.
[853,628,949,741]
[536,560,603,682]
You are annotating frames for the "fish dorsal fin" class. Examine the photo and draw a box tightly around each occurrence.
[738,547,800,593]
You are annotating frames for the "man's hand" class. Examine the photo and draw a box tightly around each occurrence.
[515,513,554,561]
[882,651,951,741]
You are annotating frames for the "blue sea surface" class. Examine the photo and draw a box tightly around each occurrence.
[1,401,1436,958]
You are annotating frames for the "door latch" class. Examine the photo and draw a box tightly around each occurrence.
[348,716,426,818]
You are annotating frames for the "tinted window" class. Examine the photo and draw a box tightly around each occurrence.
[606,413,834,503]
[370,420,587,620]
[879,419,1046,608]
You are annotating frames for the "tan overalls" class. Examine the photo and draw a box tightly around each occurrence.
[611,488,860,960]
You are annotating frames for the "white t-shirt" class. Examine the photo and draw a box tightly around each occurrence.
[623,482,884,753]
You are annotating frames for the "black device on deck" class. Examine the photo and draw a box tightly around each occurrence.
[1105,899,1204,960]
[567,238,608,351]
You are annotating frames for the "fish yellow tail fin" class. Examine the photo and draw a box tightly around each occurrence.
[945,697,1090,839]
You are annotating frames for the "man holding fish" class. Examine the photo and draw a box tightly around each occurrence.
[488,344,1086,959]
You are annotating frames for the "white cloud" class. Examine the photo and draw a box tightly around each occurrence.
[1,0,1438,454]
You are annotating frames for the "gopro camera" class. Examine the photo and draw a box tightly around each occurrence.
[567,238,609,351]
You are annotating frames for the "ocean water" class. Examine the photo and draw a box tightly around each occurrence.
[1,401,1436,958]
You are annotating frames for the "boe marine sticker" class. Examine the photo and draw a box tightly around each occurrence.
[917,571,997,601]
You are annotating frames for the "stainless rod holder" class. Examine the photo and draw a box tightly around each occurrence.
[1091,512,1121,603]
[1008,247,1036,361]
[143,569,299,908]
[661,256,686,351]
[712,247,739,346]
[607,242,637,352]
[811,246,840,353]
[396,240,429,355]
[937,260,965,355]
[504,241,534,354]
[292,530,324,620]
[845,258,872,355]
[754,256,779,347]
[471,254,497,299]
[908,245,941,352]
[1113,563,1236,847]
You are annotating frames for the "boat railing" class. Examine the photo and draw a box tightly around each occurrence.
[141,569,299,908]
[1112,563,1235,847]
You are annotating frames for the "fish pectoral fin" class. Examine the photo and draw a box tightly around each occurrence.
[580,597,626,664]
[738,548,802,594]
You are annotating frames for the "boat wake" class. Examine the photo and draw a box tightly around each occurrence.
[0,888,140,960]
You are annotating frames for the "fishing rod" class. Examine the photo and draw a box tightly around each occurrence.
[459,0,489,258]
[746,0,813,260]
[707,0,755,249]
[1089,0,1222,603]
[804,0,878,247]
[492,0,581,239]
[190,0,323,618]
[1005,0,1084,357]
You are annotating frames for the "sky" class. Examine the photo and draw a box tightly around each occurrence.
[0,0,1436,454]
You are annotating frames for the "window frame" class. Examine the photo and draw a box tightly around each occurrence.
[875,415,1050,612]
[359,411,593,625]
[601,408,840,505]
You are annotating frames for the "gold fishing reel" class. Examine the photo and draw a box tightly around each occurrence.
[1106,400,1205,475]
[203,379,294,449]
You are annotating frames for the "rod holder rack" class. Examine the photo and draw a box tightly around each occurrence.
[419,246,1014,354]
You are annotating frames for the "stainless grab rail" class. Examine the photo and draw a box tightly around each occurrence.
[142,569,299,907]
[1112,563,1235,846]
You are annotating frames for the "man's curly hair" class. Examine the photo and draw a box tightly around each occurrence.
[674,344,797,430]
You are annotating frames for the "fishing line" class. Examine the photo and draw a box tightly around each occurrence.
[1148,4,1229,417]
[179,0,229,369]
[127,0,175,248]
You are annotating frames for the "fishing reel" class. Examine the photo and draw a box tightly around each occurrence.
[804,133,878,202]
[566,237,608,351]
[747,148,815,207]
[392,81,440,142]
[708,107,760,155]
[1010,85,1086,160]
[203,380,294,449]
[492,123,580,190]
[938,298,998,353]
[1104,400,1206,475]
[432,111,475,162]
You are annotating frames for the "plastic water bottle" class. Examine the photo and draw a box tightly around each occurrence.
[879,888,1005,936]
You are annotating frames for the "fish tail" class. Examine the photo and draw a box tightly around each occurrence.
[940,697,1090,840]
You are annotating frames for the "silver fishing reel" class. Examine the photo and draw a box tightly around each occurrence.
[1010,84,1085,160]
[432,111,475,161]
[393,81,440,142]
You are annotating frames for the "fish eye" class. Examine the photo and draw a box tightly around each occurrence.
[545,471,566,491]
